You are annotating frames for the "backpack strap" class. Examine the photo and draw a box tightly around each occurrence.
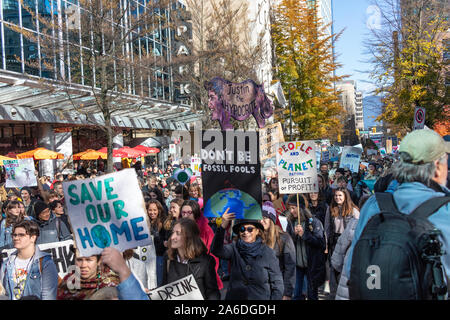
[409,196,450,220]
[375,192,401,214]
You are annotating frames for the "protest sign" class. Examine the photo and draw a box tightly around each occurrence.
[328,146,340,162]
[379,147,387,157]
[202,130,262,220]
[190,157,202,177]
[4,158,37,188]
[63,169,152,257]
[339,146,363,173]
[386,139,392,154]
[276,141,319,194]
[1,240,75,279]
[321,150,330,163]
[366,149,377,156]
[259,122,285,161]
[147,274,203,300]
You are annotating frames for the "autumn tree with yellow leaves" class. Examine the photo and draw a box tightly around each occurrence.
[366,0,449,135]
[272,0,345,141]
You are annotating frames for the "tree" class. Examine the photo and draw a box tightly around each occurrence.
[10,0,172,173]
[365,0,449,135]
[174,0,268,130]
[272,0,345,141]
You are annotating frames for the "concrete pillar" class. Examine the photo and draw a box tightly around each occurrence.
[38,124,56,178]
[113,133,123,169]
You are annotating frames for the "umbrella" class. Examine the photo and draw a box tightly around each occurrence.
[17,147,64,160]
[0,155,15,166]
[73,149,107,160]
[97,147,129,158]
[134,145,160,154]
[116,146,146,158]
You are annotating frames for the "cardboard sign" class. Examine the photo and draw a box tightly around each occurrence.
[4,158,37,188]
[1,240,75,279]
[147,274,204,300]
[63,169,151,257]
[386,139,392,154]
[190,157,202,177]
[276,141,319,194]
[202,130,262,220]
[339,146,363,173]
[259,122,285,161]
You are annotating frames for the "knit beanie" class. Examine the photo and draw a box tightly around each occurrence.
[262,201,277,224]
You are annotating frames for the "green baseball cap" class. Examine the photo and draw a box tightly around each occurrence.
[399,129,450,164]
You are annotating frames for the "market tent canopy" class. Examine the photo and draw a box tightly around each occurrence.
[73,149,107,160]
[97,148,129,158]
[17,147,64,160]
[134,145,160,154]
[0,155,15,165]
[117,146,146,158]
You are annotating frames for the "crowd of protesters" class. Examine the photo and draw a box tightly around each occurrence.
[0,129,448,300]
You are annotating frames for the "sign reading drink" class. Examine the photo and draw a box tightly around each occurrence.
[4,158,37,188]
[276,141,318,194]
[147,274,203,300]
[63,169,151,257]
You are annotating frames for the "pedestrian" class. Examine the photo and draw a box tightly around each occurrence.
[260,201,296,300]
[180,200,223,290]
[188,183,204,209]
[163,218,220,300]
[318,173,333,205]
[285,195,326,300]
[343,129,450,295]
[211,210,284,300]
[146,199,168,287]
[306,191,328,226]
[57,246,120,300]
[0,220,58,300]
[0,200,32,249]
[324,187,359,299]
[20,187,36,218]
[49,199,71,231]
[162,198,184,239]
[33,201,72,245]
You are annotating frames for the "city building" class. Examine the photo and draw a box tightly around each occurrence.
[0,0,200,175]
[355,91,364,130]
[336,80,358,145]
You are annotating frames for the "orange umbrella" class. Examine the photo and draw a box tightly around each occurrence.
[17,147,64,160]
[0,155,15,166]
[73,149,107,160]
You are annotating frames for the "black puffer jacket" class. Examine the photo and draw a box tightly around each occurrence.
[211,227,284,300]
[272,232,296,297]
[162,252,220,300]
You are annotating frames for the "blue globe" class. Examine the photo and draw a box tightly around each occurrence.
[204,188,262,220]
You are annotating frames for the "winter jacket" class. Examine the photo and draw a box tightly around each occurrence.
[117,273,149,300]
[36,214,73,245]
[0,216,34,249]
[211,227,284,300]
[272,232,296,297]
[0,247,58,300]
[344,182,450,279]
[162,252,220,300]
[286,217,327,288]
[324,207,359,253]
[331,217,358,300]
[309,201,328,226]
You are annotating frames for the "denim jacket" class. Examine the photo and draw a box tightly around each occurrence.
[0,247,58,300]
[0,220,13,249]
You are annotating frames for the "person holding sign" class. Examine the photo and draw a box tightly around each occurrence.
[0,220,58,300]
[163,218,220,300]
[57,246,120,300]
[211,209,284,300]
[285,195,326,300]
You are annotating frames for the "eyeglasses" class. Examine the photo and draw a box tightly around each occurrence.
[12,233,27,238]
[239,226,255,234]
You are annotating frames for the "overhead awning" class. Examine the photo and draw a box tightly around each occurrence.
[0,69,200,131]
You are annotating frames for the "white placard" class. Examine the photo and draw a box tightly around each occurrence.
[63,169,152,257]
[276,141,319,194]
[147,274,204,300]
[4,158,37,188]
[190,156,202,177]
[339,146,363,173]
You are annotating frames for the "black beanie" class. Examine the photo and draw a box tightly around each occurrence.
[34,201,49,217]
[287,195,305,208]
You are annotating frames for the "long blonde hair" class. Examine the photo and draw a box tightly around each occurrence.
[263,219,284,250]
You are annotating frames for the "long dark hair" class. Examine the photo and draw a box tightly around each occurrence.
[330,187,358,218]
[181,200,201,220]
[146,199,167,232]
[167,218,207,260]
[6,200,26,228]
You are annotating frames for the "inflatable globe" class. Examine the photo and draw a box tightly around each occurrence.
[204,188,262,220]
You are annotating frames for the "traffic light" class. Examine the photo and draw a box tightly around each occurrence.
[337,134,341,142]
[372,127,376,133]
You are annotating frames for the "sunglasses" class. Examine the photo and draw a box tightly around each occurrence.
[239,226,255,233]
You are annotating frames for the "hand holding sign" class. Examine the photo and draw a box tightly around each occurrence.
[101,247,131,282]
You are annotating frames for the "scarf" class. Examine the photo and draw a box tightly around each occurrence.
[57,269,120,300]
[236,238,263,262]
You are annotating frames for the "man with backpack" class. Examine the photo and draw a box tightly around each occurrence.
[343,129,449,300]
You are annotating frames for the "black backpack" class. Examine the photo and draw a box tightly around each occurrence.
[349,193,450,300]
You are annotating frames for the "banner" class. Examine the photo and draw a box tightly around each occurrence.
[4,158,37,188]
[190,157,202,177]
[259,122,285,161]
[339,146,363,173]
[1,240,75,279]
[63,169,152,257]
[147,274,203,300]
[276,141,319,194]
[386,139,392,154]
[328,146,340,162]
[202,130,262,220]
